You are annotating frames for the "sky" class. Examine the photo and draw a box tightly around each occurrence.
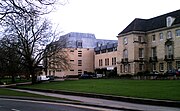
[48,0,180,40]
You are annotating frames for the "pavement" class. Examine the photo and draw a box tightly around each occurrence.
[1,82,180,111]
[5,88,180,111]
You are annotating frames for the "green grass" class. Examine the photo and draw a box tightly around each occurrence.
[0,78,31,84]
[0,88,68,101]
[19,79,180,101]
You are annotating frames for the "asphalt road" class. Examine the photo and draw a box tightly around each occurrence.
[0,98,112,111]
[11,89,180,111]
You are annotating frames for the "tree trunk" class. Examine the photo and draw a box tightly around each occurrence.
[11,74,15,83]
[29,67,36,84]
[31,73,36,84]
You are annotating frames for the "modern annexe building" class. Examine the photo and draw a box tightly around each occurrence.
[46,32,117,77]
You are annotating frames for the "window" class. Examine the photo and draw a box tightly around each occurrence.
[152,35,156,41]
[159,63,164,71]
[139,64,144,71]
[105,58,109,66]
[176,61,180,69]
[70,50,74,52]
[78,60,82,66]
[76,41,82,48]
[70,69,74,71]
[166,16,175,27]
[139,48,144,58]
[123,49,128,58]
[78,52,82,57]
[123,37,128,45]
[152,63,156,71]
[151,47,157,57]
[167,62,173,71]
[138,36,142,42]
[159,33,163,40]
[124,64,129,72]
[166,45,173,57]
[167,31,172,39]
[78,70,82,74]
[176,29,180,37]
[99,59,103,66]
[112,57,116,65]
[70,60,74,62]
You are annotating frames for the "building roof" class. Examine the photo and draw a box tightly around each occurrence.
[118,9,180,35]
[58,32,118,49]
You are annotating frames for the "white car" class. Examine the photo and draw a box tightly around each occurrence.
[37,76,50,82]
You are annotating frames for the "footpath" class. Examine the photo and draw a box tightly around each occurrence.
[1,82,180,111]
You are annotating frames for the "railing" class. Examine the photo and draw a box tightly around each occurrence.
[121,58,128,64]
[149,56,158,62]
[164,54,174,61]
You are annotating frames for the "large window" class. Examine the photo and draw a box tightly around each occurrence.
[166,45,173,57]
[99,59,103,66]
[123,37,128,45]
[152,35,156,41]
[176,29,180,37]
[139,64,144,71]
[167,62,173,71]
[112,57,116,65]
[176,61,180,69]
[78,60,82,66]
[105,58,109,66]
[159,63,164,71]
[159,33,163,40]
[139,48,144,58]
[167,31,172,39]
[123,49,128,58]
[138,36,143,42]
[78,50,82,57]
[152,63,156,71]
[151,47,157,57]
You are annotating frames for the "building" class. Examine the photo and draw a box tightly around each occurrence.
[94,43,118,77]
[46,32,117,77]
[117,9,180,75]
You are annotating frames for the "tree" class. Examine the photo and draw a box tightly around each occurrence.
[0,0,69,84]
[0,0,57,20]
[0,39,24,83]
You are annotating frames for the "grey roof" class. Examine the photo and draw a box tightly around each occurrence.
[119,9,180,35]
[59,32,118,48]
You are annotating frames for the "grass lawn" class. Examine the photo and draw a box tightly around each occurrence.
[0,88,68,101]
[19,79,180,101]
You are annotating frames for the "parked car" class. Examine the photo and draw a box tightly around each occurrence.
[79,74,93,79]
[165,70,177,75]
[93,74,105,78]
[176,69,180,75]
[150,71,159,75]
[37,75,50,82]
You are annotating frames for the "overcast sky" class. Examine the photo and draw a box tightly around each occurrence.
[48,0,180,40]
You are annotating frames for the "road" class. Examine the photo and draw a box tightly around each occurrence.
[0,98,115,111]
[10,89,180,111]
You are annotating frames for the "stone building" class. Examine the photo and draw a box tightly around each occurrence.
[117,9,180,75]
[94,43,118,77]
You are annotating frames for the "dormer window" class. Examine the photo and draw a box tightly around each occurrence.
[166,16,175,27]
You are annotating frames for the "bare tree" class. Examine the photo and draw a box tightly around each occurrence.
[0,0,69,84]
[0,0,59,20]
[0,8,69,84]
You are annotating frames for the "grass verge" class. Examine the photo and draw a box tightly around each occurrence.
[18,79,180,101]
[0,88,68,101]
